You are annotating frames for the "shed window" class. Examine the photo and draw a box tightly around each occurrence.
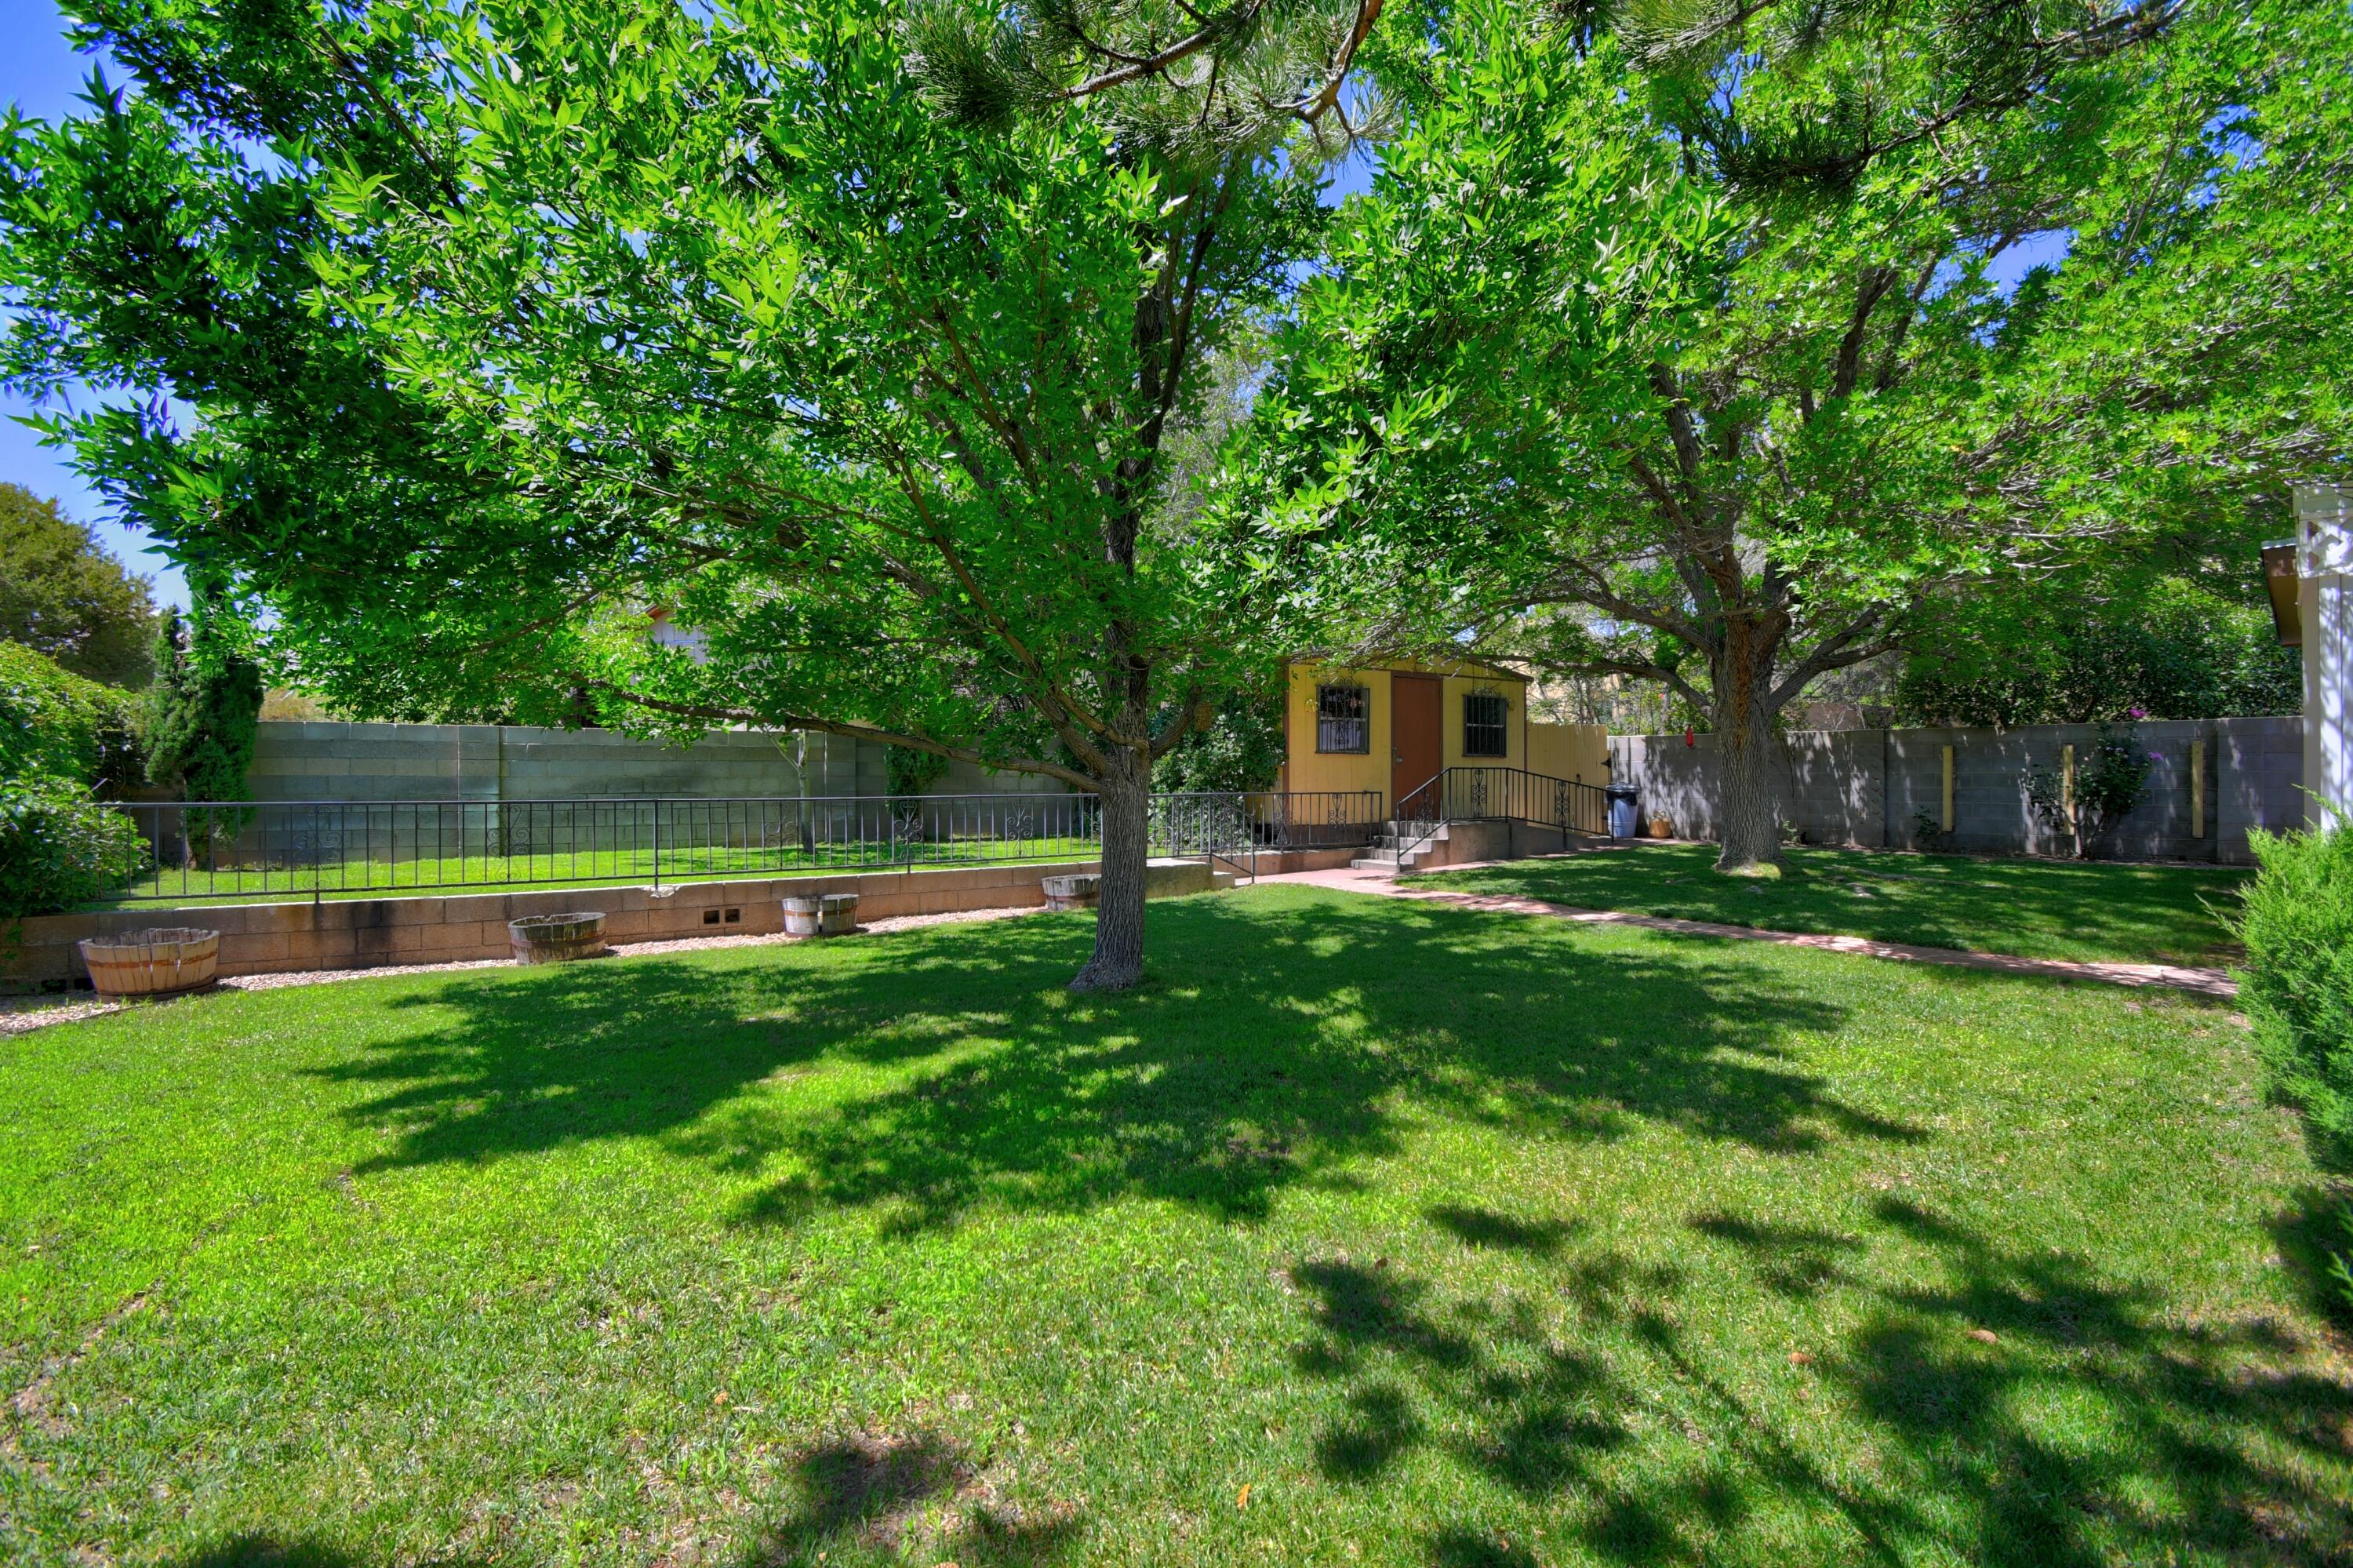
[1464,691,1508,758]
[1316,683,1370,754]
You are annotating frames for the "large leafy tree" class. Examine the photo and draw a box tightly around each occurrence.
[0,481,156,686]
[0,0,1375,988]
[1254,0,2353,868]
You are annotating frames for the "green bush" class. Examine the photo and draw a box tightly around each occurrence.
[2023,723,2155,860]
[886,744,951,798]
[144,603,263,801]
[1152,689,1284,795]
[143,602,264,860]
[2233,817,2353,1316]
[0,774,149,919]
[2238,819,2353,1144]
[0,641,143,791]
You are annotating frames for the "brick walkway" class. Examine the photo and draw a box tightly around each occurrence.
[1261,865,2238,1000]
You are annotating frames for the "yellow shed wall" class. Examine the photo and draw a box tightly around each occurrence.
[1282,658,1530,804]
[1435,671,1526,774]
[1282,661,1391,799]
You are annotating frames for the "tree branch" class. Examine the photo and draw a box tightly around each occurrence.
[1526,653,1711,715]
[1766,609,1900,711]
[1831,265,1899,402]
[1292,0,1384,125]
[1047,4,1267,102]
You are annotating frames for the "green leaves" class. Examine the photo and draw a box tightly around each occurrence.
[1,0,1343,808]
[1251,0,2352,763]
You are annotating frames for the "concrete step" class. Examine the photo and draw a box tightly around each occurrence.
[1209,869,1238,892]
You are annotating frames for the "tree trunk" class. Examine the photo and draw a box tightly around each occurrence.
[1711,641,1786,873]
[1071,751,1149,991]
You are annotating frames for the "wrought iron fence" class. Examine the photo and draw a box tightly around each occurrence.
[1396,766,1611,847]
[1151,790,1387,859]
[94,788,1386,905]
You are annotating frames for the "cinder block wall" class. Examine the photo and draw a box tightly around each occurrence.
[244,722,1079,803]
[208,724,1078,865]
[1609,716,2304,864]
[924,755,1073,798]
[245,722,892,802]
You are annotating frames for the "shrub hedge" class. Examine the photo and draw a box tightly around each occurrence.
[2238,820,2353,1148]
[0,773,148,919]
[0,643,150,917]
[2234,817,2353,1317]
[0,640,143,791]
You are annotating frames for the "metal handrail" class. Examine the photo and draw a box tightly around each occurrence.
[1398,766,1612,844]
[1393,770,1449,860]
[85,788,1386,906]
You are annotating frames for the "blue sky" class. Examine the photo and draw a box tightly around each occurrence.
[0,0,189,606]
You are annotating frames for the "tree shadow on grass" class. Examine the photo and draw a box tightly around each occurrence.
[733,1428,1079,1566]
[2271,1181,2353,1335]
[314,891,1911,1231]
[1427,1204,1580,1256]
[1287,1195,2353,1567]
[1418,843,2245,964]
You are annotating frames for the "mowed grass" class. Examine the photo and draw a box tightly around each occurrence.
[3,886,2348,1566]
[1409,842,2250,966]
[92,839,1104,910]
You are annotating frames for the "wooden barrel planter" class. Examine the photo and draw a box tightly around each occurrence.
[1646,813,1675,840]
[78,928,220,1000]
[1041,873,1101,912]
[783,893,859,938]
[507,911,608,964]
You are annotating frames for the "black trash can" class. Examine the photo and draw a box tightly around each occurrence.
[1605,784,1640,840]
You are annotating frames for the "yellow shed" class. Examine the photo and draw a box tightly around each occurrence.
[1277,656,1608,812]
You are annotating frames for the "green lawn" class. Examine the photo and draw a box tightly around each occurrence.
[91,839,1104,910]
[4,886,2346,1566]
[1408,843,2250,966]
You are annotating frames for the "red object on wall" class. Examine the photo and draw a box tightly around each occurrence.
[1684,726,1696,748]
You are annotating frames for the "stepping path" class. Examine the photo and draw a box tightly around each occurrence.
[1263,865,2238,1000]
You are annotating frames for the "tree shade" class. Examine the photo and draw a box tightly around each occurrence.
[1246,0,2353,868]
[0,0,1369,988]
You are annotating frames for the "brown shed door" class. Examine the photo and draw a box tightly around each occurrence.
[1391,674,1442,807]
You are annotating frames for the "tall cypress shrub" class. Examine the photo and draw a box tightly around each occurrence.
[143,588,264,859]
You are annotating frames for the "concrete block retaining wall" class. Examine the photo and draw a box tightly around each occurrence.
[6,857,1240,989]
[1409,820,1582,868]
[1609,716,2305,864]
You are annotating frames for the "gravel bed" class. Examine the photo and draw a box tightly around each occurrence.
[0,995,123,1036]
[0,902,1053,1034]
